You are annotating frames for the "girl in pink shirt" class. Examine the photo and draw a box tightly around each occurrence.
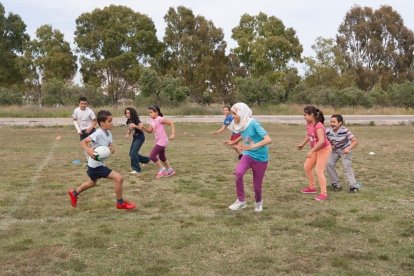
[141,105,176,178]
[297,106,332,201]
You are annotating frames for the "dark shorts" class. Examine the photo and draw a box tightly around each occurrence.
[230,133,241,141]
[80,128,96,141]
[87,166,112,182]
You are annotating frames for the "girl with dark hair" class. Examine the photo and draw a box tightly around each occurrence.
[326,114,361,192]
[125,107,150,175]
[141,105,176,178]
[297,106,332,201]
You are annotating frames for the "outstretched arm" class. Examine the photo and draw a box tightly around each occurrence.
[212,125,226,134]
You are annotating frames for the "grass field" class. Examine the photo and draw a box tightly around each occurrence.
[0,123,413,275]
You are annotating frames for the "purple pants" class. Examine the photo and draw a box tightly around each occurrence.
[149,144,167,163]
[235,155,268,202]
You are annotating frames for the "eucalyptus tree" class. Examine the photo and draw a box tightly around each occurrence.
[0,3,29,87]
[163,6,229,103]
[304,37,354,89]
[21,25,77,104]
[337,5,414,90]
[75,5,161,103]
[231,12,303,79]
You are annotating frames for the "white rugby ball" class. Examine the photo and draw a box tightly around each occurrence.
[93,146,111,161]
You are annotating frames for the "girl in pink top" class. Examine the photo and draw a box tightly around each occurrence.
[141,105,176,178]
[297,106,332,201]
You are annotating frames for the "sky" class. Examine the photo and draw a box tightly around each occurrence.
[2,0,414,82]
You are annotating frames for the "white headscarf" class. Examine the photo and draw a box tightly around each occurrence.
[227,102,253,133]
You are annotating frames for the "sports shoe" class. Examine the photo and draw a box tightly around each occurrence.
[156,168,167,179]
[130,170,140,175]
[254,201,263,212]
[349,187,359,193]
[116,200,136,210]
[300,187,317,194]
[68,189,77,207]
[331,183,342,192]
[229,199,246,211]
[314,194,328,201]
[238,154,243,160]
[165,168,175,177]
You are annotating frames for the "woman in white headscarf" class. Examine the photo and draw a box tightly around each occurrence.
[225,103,272,212]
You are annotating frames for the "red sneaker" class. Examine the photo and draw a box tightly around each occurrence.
[116,200,136,210]
[314,194,328,201]
[68,189,77,207]
[300,187,317,194]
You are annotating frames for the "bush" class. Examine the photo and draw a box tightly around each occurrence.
[0,87,24,105]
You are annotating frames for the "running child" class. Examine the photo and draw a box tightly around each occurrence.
[140,105,176,178]
[212,105,243,160]
[125,107,150,175]
[72,97,97,161]
[68,110,136,210]
[225,102,272,212]
[297,106,332,201]
[326,114,362,192]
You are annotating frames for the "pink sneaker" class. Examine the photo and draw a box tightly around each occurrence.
[300,187,317,194]
[156,169,167,179]
[314,194,328,201]
[165,168,175,177]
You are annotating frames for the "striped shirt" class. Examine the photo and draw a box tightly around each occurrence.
[326,126,354,150]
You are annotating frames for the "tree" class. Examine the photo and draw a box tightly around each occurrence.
[337,5,414,90]
[235,76,276,106]
[163,6,229,103]
[304,37,355,89]
[21,25,77,104]
[0,3,29,87]
[75,5,161,103]
[231,12,303,80]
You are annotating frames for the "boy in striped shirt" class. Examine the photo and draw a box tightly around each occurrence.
[326,114,362,192]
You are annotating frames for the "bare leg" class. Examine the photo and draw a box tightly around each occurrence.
[106,171,123,200]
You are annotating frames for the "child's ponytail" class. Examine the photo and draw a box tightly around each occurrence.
[304,106,325,124]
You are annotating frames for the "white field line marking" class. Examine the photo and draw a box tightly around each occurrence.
[0,138,58,230]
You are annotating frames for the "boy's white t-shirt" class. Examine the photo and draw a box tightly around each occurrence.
[72,107,96,130]
[87,128,113,168]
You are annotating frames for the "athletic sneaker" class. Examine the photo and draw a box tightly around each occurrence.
[229,199,246,211]
[68,189,77,207]
[238,154,243,160]
[254,201,263,212]
[116,200,136,210]
[314,194,328,201]
[331,183,342,192]
[349,187,359,193]
[165,168,175,177]
[130,170,140,175]
[300,187,317,194]
[156,168,167,179]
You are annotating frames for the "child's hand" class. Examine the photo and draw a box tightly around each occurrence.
[129,123,136,129]
[169,133,175,140]
[224,140,233,145]
[109,145,114,154]
[86,148,95,158]
[237,143,252,151]
[306,151,313,158]
[343,147,350,154]
[137,122,144,130]
[297,144,304,150]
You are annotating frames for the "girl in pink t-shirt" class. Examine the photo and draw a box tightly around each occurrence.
[141,105,176,178]
[296,106,332,201]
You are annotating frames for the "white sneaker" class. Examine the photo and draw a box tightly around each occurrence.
[229,199,246,211]
[254,201,263,212]
[129,170,140,175]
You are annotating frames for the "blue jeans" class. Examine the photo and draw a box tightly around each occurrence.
[130,135,150,172]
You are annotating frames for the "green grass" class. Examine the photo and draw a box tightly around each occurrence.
[0,123,413,275]
[1,103,414,117]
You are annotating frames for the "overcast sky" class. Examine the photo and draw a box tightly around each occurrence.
[2,0,414,80]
